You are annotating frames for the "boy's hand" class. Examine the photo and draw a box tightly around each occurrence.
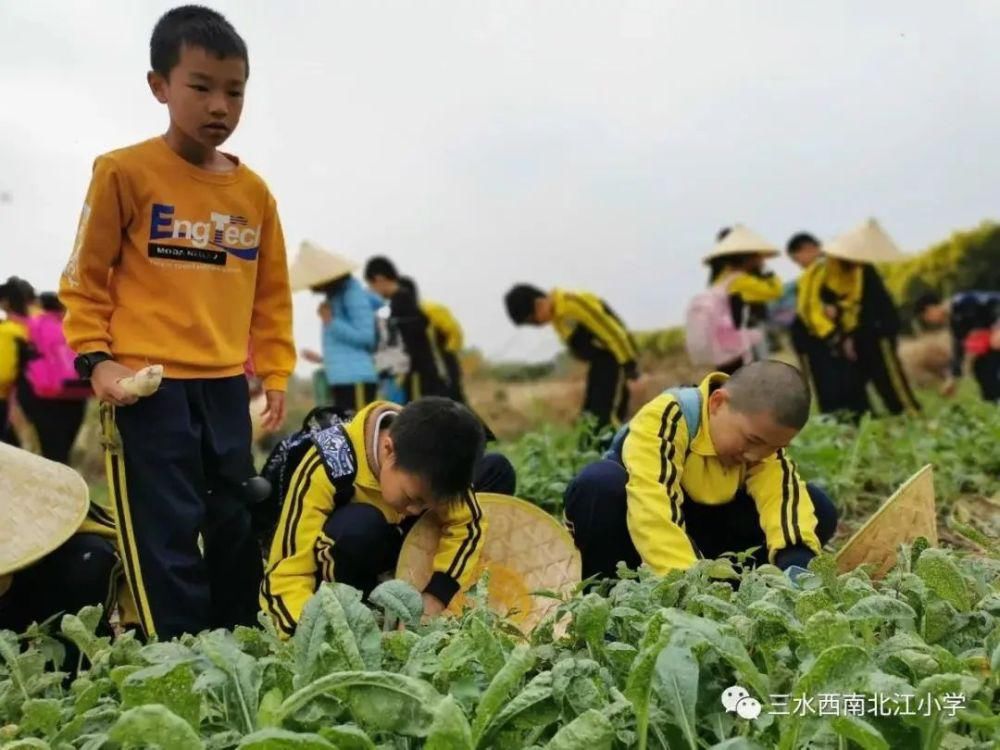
[91,360,139,407]
[842,336,857,362]
[421,592,446,618]
[300,348,323,365]
[939,376,958,398]
[260,390,286,431]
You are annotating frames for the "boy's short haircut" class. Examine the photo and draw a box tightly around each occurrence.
[787,232,820,255]
[150,5,249,79]
[38,292,64,314]
[913,292,942,318]
[725,361,812,430]
[504,284,545,324]
[364,256,399,282]
[0,277,35,316]
[390,397,485,502]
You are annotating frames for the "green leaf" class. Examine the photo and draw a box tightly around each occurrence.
[369,580,424,627]
[121,660,201,728]
[466,615,506,681]
[197,630,262,735]
[278,670,443,737]
[476,672,559,750]
[294,585,380,683]
[543,708,614,750]
[19,698,62,736]
[804,610,854,654]
[653,646,698,750]
[425,695,474,750]
[708,741,766,750]
[793,645,872,697]
[830,716,890,750]
[573,594,611,653]
[1,740,53,750]
[624,618,669,750]
[60,608,110,665]
[915,549,972,613]
[471,644,535,741]
[846,595,918,624]
[236,728,337,749]
[108,705,204,750]
[317,724,377,750]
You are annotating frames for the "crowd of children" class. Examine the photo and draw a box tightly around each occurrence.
[2,5,998,649]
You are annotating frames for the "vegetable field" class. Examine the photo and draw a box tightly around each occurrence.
[2,392,999,749]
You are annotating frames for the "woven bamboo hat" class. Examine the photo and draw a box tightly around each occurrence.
[702,224,780,263]
[396,494,581,633]
[836,464,937,577]
[824,218,907,264]
[0,443,89,576]
[289,241,358,292]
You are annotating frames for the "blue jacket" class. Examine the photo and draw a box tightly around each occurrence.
[321,276,379,385]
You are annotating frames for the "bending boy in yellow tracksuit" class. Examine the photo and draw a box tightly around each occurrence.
[504,285,639,429]
[564,361,838,578]
[260,398,515,636]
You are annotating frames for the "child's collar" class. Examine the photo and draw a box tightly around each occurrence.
[688,372,729,457]
[345,402,401,490]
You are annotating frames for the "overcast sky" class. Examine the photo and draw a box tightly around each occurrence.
[2,1,998,366]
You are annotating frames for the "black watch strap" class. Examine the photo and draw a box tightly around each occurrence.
[74,351,113,379]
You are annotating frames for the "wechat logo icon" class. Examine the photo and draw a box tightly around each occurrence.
[722,685,762,720]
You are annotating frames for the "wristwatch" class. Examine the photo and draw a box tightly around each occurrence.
[74,351,113,379]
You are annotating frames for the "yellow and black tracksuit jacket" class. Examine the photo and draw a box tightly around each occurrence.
[621,373,820,573]
[422,301,464,355]
[796,258,864,341]
[261,401,486,637]
[714,270,784,329]
[0,319,26,403]
[551,289,639,377]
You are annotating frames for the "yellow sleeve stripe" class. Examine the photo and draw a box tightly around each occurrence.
[316,533,335,583]
[656,401,684,524]
[446,491,483,580]
[281,452,324,560]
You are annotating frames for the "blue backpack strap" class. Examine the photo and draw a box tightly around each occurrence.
[603,386,702,463]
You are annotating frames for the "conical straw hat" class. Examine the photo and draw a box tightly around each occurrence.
[289,241,358,292]
[0,443,89,576]
[396,494,581,633]
[824,218,907,264]
[836,464,937,578]
[702,224,780,263]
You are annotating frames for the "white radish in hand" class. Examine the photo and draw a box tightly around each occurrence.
[118,365,164,397]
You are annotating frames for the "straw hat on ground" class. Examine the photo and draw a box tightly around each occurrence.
[836,464,937,578]
[0,443,89,577]
[396,494,581,633]
[289,241,359,292]
[702,224,779,263]
[824,218,907,264]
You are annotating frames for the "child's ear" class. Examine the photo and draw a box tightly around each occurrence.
[707,388,728,415]
[147,71,169,104]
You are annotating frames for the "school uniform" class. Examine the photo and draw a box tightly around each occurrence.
[563,373,838,579]
[550,289,639,429]
[386,289,448,401]
[422,300,466,403]
[260,401,515,637]
[60,137,295,639]
[948,292,1000,401]
[0,319,26,445]
[713,270,784,373]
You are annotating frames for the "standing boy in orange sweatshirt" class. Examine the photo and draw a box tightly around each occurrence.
[59,6,294,639]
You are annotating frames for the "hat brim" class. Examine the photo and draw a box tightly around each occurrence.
[835,464,936,578]
[0,444,89,576]
[702,247,781,264]
[395,494,581,633]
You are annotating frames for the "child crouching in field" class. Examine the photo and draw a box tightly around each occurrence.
[564,361,838,579]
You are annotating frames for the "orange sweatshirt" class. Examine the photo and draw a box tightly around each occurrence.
[60,137,295,391]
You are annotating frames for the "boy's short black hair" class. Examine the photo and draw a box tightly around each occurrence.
[390,397,485,502]
[0,277,35,317]
[38,292,64,314]
[504,284,545,325]
[398,276,419,301]
[787,232,820,255]
[150,5,249,79]
[726,361,812,430]
[913,292,943,317]
[364,256,399,282]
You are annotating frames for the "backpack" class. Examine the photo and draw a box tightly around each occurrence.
[604,386,702,463]
[253,406,360,548]
[24,312,91,400]
[684,279,762,367]
[373,306,410,378]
